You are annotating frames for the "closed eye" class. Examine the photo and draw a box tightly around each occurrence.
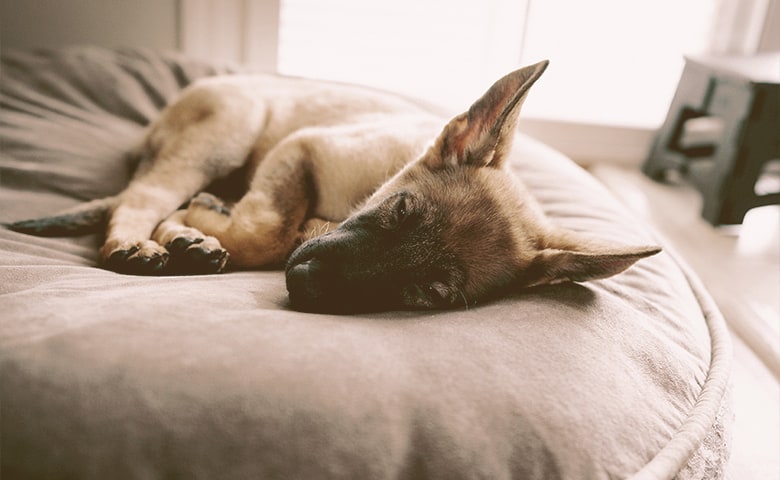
[383,192,416,231]
[401,281,448,309]
[424,281,449,302]
[412,281,451,307]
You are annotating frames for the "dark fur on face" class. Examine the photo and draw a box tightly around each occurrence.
[286,61,660,313]
[286,165,525,313]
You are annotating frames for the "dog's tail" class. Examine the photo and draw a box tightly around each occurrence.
[4,196,118,237]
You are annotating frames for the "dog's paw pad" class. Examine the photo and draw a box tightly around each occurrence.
[188,246,229,272]
[190,192,230,216]
[104,242,169,275]
[166,236,204,254]
[166,235,228,274]
[125,251,169,272]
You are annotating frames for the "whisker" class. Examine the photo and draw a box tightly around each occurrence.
[459,290,470,310]
[303,221,332,241]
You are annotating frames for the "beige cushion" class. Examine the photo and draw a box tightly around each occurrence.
[0,47,731,479]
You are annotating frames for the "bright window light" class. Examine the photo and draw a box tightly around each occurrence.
[519,0,717,127]
[278,0,527,111]
[278,0,718,128]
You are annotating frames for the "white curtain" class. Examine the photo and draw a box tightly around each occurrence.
[708,0,773,54]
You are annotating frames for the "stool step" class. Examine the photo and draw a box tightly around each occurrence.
[643,52,780,225]
[678,116,724,150]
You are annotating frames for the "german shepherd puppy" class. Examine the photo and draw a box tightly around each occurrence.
[6,61,660,313]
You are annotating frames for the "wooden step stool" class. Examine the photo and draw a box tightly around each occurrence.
[643,52,780,225]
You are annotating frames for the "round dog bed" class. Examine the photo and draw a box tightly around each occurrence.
[0,47,732,479]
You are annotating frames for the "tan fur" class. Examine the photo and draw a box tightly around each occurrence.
[9,61,660,311]
[106,75,443,271]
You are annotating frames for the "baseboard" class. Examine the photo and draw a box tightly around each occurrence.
[519,118,656,168]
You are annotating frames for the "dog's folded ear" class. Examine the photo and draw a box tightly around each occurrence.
[426,60,549,170]
[518,229,662,287]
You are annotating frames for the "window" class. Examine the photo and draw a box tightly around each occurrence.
[278,0,527,112]
[277,0,719,128]
[183,0,773,163]
[518,0,717,128]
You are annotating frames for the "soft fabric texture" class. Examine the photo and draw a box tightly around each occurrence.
[0,47,732,479]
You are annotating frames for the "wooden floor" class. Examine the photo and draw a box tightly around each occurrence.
[591,165,779,480]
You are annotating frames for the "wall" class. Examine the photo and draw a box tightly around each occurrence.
[179,0,279,70]
[0,0,179,51]
[0,0,279,70]
[759,0,780,51]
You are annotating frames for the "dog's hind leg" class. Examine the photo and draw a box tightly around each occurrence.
[183,135,316,269]
[101,168,207,274]
[102,82,266,274]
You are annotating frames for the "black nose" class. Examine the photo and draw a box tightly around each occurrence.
[286,258,324,310]
[285,229,386,313]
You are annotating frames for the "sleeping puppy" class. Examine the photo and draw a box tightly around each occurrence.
[6,60,660,313]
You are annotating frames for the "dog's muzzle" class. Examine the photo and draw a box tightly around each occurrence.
[285,256,327,311]
[285,232,354,313]
[285,228,393,313]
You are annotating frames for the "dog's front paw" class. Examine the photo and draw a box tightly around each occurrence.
[103,240,170,275]
[165,235,229,274]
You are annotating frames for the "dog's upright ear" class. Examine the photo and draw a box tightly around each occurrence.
[426,60,549,170]
[518,228,662,288]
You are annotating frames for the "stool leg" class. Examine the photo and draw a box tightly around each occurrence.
[714,140,780,225]
[696,80,754,225]
[643,63,712,180]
